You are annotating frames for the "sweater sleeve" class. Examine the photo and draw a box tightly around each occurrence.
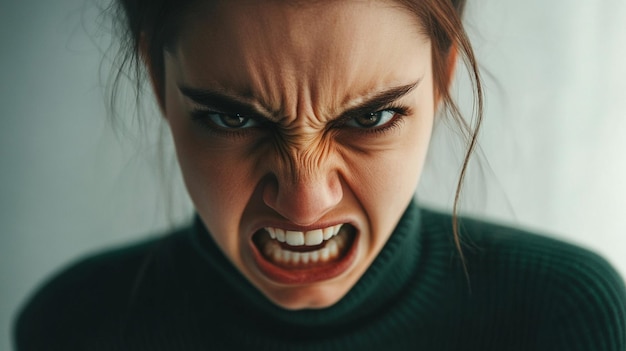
[540,249,626,350]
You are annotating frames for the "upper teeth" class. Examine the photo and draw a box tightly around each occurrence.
[265,224,342,246]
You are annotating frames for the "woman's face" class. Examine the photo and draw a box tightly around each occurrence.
[160,0,437,309]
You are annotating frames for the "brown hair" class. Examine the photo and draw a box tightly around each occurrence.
[109,0,483,272]
[397,0,483,277]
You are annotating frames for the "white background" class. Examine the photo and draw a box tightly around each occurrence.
[1,0,625,349]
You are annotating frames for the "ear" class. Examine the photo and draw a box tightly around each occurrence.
[434,44,458,107]
[139,35,167,115]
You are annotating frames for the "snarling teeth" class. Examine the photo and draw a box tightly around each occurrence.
[257,224,352,267]
[265,224,342,246]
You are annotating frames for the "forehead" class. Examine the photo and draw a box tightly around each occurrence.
[168,0,431,115]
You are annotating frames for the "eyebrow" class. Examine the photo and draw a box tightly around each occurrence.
[179,86,275,120]
[178,79,421,122]
[338,80,421,122]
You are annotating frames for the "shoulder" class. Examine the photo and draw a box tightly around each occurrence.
[421,208,626,350]
[420,208,624,283]
[13,225,192,350]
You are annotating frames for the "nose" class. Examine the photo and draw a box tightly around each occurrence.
[262,166,343,226]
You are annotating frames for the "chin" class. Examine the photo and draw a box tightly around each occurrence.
[258,275,359,310]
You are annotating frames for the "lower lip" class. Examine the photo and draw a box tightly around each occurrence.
[250,227,358,285]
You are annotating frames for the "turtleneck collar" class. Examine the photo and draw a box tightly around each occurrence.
[189,199,423,328]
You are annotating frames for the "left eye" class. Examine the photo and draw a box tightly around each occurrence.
[204,112,259,129]
[346,110,396,128]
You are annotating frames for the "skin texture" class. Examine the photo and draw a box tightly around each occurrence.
[155,0,442,309]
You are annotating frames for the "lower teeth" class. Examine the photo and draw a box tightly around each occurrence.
[262,231,348,267]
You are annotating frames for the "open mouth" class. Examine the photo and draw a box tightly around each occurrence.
[251,224,357,284]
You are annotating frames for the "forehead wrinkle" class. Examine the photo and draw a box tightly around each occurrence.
[218,1,413,125]
[302,12,428,121]
[176,0,428,126]
[176,3,301,119]
[308,63,421,121]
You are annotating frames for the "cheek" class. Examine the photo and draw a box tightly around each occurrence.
[166,109,259,244]
[340,113,433,236]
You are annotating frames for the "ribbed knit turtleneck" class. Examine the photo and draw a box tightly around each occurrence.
[190,200,425,329]
[15,201,626,350]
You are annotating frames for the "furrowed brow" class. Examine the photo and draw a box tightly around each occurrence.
[178,86,277,121]
[179,80,420,123]
[338,80,421,121]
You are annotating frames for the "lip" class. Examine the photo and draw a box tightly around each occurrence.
[249,224,359,285]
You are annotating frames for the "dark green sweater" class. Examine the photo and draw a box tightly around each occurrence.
[15,201,626,350]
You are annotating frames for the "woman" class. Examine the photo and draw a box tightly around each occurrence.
[15,0,626,349]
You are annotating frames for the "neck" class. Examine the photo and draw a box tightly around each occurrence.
[190,200,423,327]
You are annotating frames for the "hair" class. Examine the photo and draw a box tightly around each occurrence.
[108,0,483,275]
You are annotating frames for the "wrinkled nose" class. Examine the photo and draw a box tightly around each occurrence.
[263,170,343,226]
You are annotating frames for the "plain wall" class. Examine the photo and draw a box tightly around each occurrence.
[1,0,625,350]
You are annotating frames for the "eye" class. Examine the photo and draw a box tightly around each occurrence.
[346,109,396,128]
[198,111,260,129]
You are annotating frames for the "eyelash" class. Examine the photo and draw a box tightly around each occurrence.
[189,105,410,137]
[338,105,410,136]
[190,110,263,138]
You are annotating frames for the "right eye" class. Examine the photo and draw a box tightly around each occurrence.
[199,111,260,129]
